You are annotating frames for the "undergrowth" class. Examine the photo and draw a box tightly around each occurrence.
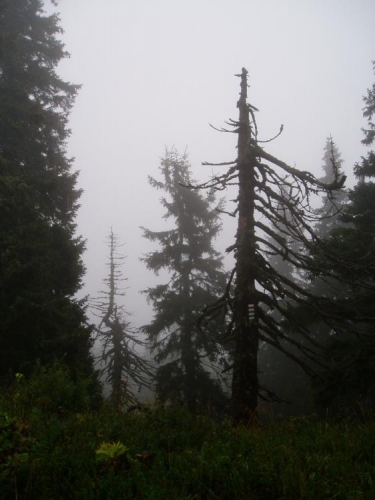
[0,364,374,499]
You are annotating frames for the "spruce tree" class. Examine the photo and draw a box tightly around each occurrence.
[362,61,375,147]
[0,0,93,380]
[311,67,375,414]
[315,137,347,239]
[141,149,229,415]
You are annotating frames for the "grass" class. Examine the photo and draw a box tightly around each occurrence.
[1,365,374,499]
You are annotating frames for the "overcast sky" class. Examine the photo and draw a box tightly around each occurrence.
[47,0,375,327]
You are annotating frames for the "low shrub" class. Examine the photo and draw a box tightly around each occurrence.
[0,377,374,499]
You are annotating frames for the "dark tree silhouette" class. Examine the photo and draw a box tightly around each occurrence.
[93,230,152,410]
[310,66,375,416]
[193,68,350,423]
[141,149,229,415]
[0,0,94,381]
[362,61,375,146]
[258,137,347,418]
[315,136,347,239]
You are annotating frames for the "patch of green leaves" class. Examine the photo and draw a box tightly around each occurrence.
[1,371,374,499]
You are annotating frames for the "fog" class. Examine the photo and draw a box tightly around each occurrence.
[48,0,375,328]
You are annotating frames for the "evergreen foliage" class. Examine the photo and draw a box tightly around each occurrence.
[94,229,152,409]
[310,68,375,414]
[362,61,375,146]
[0,0,94,380]
[141,149,229,415]
[314,137,347,239]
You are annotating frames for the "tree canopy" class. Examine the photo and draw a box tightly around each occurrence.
[309,66,375,415]
[141,149,229,415]
[0,0,94,381]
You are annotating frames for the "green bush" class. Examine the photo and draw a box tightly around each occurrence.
[10,361,97,417]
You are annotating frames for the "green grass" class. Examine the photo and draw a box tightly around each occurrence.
[1,366,374,499]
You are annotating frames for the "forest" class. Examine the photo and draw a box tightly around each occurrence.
[0,1,375,498]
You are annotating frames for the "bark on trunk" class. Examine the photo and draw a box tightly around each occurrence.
[231,68,259,424]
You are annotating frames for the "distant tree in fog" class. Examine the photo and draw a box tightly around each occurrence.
[94,229,152,409]
[307,67,375,416]
[315,137,347,239]
[141,149,229,415]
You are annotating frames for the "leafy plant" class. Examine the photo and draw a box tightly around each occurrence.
[95,441,129,464]
[1,383,374,499]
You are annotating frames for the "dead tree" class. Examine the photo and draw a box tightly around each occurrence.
[93,229,152,410]
[190,68,356,424]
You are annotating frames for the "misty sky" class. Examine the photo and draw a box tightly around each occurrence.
[47,0,375,327]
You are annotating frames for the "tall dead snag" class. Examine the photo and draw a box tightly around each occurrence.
[231,69,259,421]
[190,68,356,424]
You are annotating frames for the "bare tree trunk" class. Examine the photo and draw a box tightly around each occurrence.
[231,68,259,424]
[191,68,353,423]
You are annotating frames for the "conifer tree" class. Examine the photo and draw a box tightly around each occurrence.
[141,149,229,415]
[94,230,152,409]
[315,137,347,239]
[194,69,349,423]
[310,67,375,414]
[362,61,375,147]
[0,0,94,380]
